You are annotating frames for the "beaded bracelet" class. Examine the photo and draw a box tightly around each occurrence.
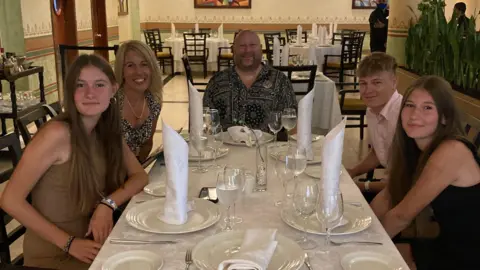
[63,235,75,253]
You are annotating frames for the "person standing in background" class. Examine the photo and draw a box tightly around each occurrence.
[453,2,470,32]
[369,0,389,52]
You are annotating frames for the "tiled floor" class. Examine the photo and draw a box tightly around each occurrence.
[5,72,373,261]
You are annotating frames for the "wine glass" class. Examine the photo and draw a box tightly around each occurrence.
[191,130,208,173]
[316,189,344,254]
[209,108,220,129]
[293,178,319,250]
[268,111,282,151]
[209,125,224,169]
[281,108,297,146]
[273,151,294,207]
[203,107,212,133]
[216,166,242,231]
[285,145,307,182]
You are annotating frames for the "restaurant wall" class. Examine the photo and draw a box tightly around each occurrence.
[444,0,478,19]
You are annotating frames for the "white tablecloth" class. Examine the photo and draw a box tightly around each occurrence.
[164,37,230,72]
[89,142,409,270]
[289,44,342,71]
[293,75,342,131]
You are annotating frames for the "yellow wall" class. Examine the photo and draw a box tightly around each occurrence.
[444,0,478,18]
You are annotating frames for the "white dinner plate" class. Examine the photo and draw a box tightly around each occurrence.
[143,182,166,197]
[290,134,324,142]
[126,198,220,234]
[222,131,274,146]
[304,166,342,179]
[341,251,404,270]
[270,144,322,165]
[191,230,304,270]
[102,250,164,270]
[189,147,229,161]
[281,204,372,236]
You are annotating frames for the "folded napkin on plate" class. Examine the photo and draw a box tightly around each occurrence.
[273,37,281,66]
[297,90,315,160]
[227,126,263,144]
[296,25,302,45]
[218,23,224,39]
[218,229,278,270]
[171,23,176,38]
[158,121,190,225]
[280,43,290,66]
[195,23,199,33]
[321,116,347,194]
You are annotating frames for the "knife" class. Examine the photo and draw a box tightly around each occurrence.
[109,238,177,245]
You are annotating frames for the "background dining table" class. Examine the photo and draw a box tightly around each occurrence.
[89,140,410,269]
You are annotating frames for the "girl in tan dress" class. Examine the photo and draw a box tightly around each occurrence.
[0,54,149,269]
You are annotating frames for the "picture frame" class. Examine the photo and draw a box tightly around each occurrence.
[194,0,252,9]
[352,0,377,9]
[118,0,128,15]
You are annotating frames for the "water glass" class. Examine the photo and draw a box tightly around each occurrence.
[273,151,294,206]
[281,108,297,146]
[203,107,212,133]
[209,125,224,169]
[209,108,220,129]
[216,166,243,231]
[191,130,208,173]
[268,111,282,151]
[316,189,344,254]
[285,145,307,182]
[293,178,319,250]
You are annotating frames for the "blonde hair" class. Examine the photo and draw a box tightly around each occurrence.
[114,40,163,103]
[357,52,397,78]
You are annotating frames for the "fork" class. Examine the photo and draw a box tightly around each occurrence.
[185,249,193,270]
[330,239,383,246]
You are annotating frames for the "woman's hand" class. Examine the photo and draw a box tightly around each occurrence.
[68,238,102,264]
[86,204,113,244]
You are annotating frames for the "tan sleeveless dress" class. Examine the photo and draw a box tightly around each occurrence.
[23,138,106,270]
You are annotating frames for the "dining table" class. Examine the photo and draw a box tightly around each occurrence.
[89,139,410,270]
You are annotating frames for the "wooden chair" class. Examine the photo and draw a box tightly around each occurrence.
[183,33,209,78]
[285,29,308,43]
[191,28,211,37]
[182,55,207,92]
[16,104,56,146]
[217,46,234,72]
[323,36,362,86]
[331,30,355,45]
[338,88,367,140]
[0,133,25,266]
[353,31,367,61]
[264,36,286,65]
[273,65,317,99]
[143,29,175,76]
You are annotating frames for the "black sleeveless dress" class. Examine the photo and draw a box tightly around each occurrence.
[412,137,480,270]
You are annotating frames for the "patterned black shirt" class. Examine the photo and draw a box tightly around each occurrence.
[203,65,297,132]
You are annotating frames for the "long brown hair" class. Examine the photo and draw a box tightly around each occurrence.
[58,54,125,214]
[388,76,465,207]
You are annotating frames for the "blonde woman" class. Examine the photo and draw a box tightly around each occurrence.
[115,40,163,163]
[1,54,148,269]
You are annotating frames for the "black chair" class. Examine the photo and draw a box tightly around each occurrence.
[338,88,367,140]
[353,31,367,61]
[331,30,356,45]
[273,65,317,98]
[264,37,286,65]
[16,104,56,146]
[285,29,308,43]
[183,33,209,78]
[323,36,362,86]
[0,133,24,266]
[191,28,211,37]
[182,55,207,92]
[143,28,175,76]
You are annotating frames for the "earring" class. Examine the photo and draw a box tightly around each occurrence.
[110,96,117,104]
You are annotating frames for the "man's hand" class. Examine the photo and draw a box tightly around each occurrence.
[374,19,386,28]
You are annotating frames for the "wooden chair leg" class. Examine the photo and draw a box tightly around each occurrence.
[171,57,175,76]
[217,59,221,72]
[360,114,365,140]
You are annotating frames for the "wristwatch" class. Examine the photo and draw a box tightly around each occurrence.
[364,181,371,192]
[100,197,118,211]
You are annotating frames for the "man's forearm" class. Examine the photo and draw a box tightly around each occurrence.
[349,150,380,177]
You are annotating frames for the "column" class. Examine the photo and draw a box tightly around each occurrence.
[386,0,421,66]
[118,0,141,42]
[91,0,109,60]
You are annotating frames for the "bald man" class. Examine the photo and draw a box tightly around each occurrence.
[203,30,296,131]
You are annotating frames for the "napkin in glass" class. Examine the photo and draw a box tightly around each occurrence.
[227,126,263,144]
[218,229,278,270]
[312,23,317,37]
[158,120,190,225]
[171,23,176,38]
[218,23,224,39]
[296,25,303,45]
[297,90,315,160]
[188,81,203,135]
[281,43,290,66]
[321,116,347,193]
[273,37,281,66]
[195,23,200,33]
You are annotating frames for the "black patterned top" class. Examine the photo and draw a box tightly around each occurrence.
[203,65,297,132]
[117,89,161,156]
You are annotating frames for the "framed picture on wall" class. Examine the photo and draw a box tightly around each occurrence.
[118,0,128,15]
[194,0,252,9]
[352,0,377,9]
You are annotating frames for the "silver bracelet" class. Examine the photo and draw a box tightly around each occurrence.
[63,235,75,253]
[101,197,118,211]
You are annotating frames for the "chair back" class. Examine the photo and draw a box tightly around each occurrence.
[17,104,56,146]
[191,28,211,37]
[181,55,207,92]
[339,36,361,67]
[143,28,163,54]
[353,31,366,60]
[0,133,25,265]
[331,30,355,45]
[183,33,208,58]
[273,65,317,98]
[285,29,308,43]
[464,114,480,151]
[265,37,286,65]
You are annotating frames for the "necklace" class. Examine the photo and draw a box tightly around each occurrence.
[125,95,146,120]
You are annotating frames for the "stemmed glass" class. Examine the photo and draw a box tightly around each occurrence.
[226,166,245,224]
[268,111,282,151]
[285,145,307,183]
[209,109,221,130]
[209,125,224,169]
[191,130,208,173]
[274,152,294,207]
[316,189,344,254]
[216,166,243,231]
[203,107,212,133]
[281,108,297,146]
[293,178,319,250]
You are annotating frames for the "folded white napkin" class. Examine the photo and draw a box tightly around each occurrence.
[158,121,190,225]
[188,81,203,135]
[297,90,315,160]
[321,116,347,194]
[333,22,338,35]
[227,126,263,144]
[218,23,224,39]
[308,44,316,65]
[296,25,302,45]
[273,37,281,66]
[318,26,325,45]
[329,22,334,37]
[171,23,176,38]
[280,43,290,66]
[312,23,317,37]
[218,229,278,270]
[195,23,200,33]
